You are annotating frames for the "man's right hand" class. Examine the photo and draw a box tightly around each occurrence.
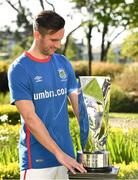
[55,150,87,174]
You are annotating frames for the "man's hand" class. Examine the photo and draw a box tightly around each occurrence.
[79,153,87,167]
[55,150,87,174]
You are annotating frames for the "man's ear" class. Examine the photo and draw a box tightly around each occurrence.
[34,31,41,40]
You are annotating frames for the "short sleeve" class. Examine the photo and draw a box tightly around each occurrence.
[67,61,78,95]
[8,64,32,105]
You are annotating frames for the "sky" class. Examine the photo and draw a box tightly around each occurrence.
[0,0,130,48]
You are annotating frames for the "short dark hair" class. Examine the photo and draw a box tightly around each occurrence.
[33,10,65,36]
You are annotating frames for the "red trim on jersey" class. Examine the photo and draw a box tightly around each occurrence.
[25,51,51,62]
[23,170,27,180]
[25,125,32,169]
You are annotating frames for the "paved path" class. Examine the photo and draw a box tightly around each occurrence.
[109,118,138,128]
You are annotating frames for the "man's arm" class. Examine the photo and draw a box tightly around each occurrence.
[15,100,86,174]
[69,92,87,165]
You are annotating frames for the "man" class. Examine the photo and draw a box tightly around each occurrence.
[8,10,86,179]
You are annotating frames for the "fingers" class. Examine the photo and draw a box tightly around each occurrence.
[68,161,87,174]
[74,162,87,173]
[69,167,76,174]
[56,151,87,174]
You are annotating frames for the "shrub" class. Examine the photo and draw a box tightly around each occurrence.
[110,84,138,112]
[0,124,20,165]
[0,104,20,124]
[70,61,124,78]
[107,128,138,164]
[0,61,9,73]
[92,62,124,79]
[71,61,88,77]
[117,162,138,179]
[0,162,19,179]
[114,63,138,94]
[0,92,10,104]
[0,61,9,93]
[68,105,75,118]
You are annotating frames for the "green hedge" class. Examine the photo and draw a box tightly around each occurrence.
[110,84,138,112]
[117,162,138,179]
[0,162,19,179]
[71,61,124,78]
[0,61,9,93]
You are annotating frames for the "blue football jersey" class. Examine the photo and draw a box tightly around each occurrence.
[8,52,78,171]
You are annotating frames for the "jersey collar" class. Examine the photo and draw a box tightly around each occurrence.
[25,51,51,63]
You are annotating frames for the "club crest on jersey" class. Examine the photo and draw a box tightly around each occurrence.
[58,69,67,79]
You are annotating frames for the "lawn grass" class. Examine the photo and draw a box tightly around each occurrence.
[109,112,138,120]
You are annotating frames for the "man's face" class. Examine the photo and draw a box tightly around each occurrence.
[37,28,64,56]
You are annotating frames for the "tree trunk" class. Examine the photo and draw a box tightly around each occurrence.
[104,41,111,61]
[87,23,93,76]
[100,24,108,61]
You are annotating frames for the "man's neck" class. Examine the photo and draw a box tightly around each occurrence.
[27,43,49,59]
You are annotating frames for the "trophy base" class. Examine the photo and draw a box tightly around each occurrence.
[82,150,110,169]
[85,166,112,173]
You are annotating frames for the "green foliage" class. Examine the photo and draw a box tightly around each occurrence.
[107,47,118,63]
[117,162,138,179]
[0,61,9,73]
[0,104,20,124]
[69,0,138,61]
[68,105,75,118]
[92,62,124,79]
[71,61,88,76]
[109,112,138,120]
[0,61,9,93]
[66,37,78,61]
[107,128,138,164]
[121,32,138,62]
[0,119,138,179]
[110,84,138,112]
[71,61,124,78]
[114,63,138,93]
[0,92,10,104]
[69,117,94,155]
[10,44,24,61]
[69,117,81,155]
[0,124,20,166]
[0,162,20,179]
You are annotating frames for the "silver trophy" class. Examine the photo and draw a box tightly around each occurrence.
[78,76,111,172]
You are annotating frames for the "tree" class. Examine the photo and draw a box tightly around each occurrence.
[65,36,78,61]
[0,0,52,47]
[68,0,94,75]
[121,31,138,62]
[69,0,138,62]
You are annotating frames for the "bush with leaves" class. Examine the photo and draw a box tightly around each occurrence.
[0,105,20,124]
[110,84,138,112]
[114,63,138,95]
